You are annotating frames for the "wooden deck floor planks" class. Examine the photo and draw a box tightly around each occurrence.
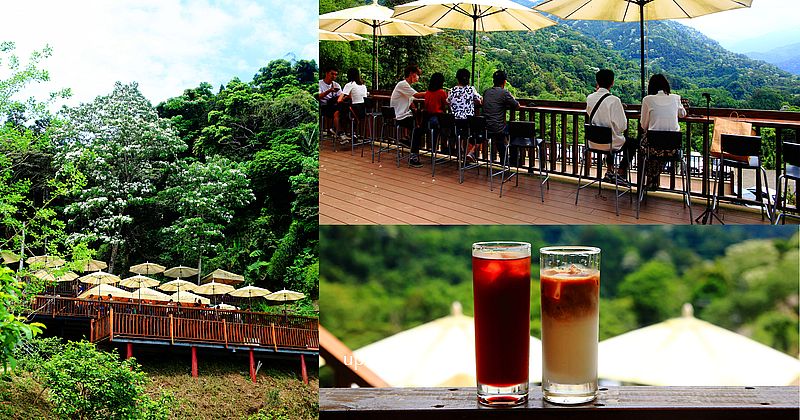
[320,143,777,225]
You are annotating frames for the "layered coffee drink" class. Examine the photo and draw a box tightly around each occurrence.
[539,247,600,404]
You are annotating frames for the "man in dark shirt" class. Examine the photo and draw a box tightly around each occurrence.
[482,70,519,165]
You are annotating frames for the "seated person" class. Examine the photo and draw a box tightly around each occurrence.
[338,68,369,141]
[585,69,637,184]
[448,68,483,161]
[390,65,427,168]
[424,72,449,152]
[317,66,342,138]
[640,73,687,190]
[483,70,519,165]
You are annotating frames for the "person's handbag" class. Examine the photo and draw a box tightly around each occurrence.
[711,112,754,162]
[584,93,613,147]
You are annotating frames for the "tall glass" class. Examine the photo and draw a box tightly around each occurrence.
[539,246,600,405]
[472,242,531,406]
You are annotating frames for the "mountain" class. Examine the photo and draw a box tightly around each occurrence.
[747,43,800,75]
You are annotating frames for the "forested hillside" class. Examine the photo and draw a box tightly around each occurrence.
[320,0,800,109]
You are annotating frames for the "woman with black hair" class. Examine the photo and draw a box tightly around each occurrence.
[447,68,483,161]
[640,73,687,189]
[424,72,450,153]
[338,68,369,143]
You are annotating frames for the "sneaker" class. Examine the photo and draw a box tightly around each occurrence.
[409,157,423,168]
[616,176,630,187]
[338,134,350,144]
[466,152,476,163]
[602,172,616,183]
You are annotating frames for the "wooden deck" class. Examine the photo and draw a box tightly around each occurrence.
[320,144,778,225]
[30,296,319,354]
[320,387,800,419]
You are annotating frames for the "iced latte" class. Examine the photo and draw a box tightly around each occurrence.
[539,247,600,404]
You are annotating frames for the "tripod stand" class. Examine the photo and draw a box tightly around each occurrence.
[695,93,724,224]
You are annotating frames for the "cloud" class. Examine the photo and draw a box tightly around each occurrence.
[0,0,317,107]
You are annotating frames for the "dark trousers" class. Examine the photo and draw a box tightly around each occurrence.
[618,135,639,172]
[491,132,518,167]
[397,116,422,155]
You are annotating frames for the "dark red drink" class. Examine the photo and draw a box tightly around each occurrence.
[472,247,531,397]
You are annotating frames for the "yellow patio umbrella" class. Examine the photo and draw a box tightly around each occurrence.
[320,0,440,88]
[78,271,121,285]
[535,0,753,99]
[393,0,556,86]
[353,302,543,387]
[598,304,800,386]
[78,284,129,299]
[1,250,20,265]
[129,287,171,302]
[169,291,210,305]
[163,266,199,278]
[159,279,197,303]
[77,259,108,272]
[319,29,368,42]
[129,262,166,275]
[201,268,245,286]
[228,285,272,299]
[26,255,65,268]
[194,281,236,305]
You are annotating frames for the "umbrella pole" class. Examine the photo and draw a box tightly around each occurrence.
[373,23,378,89]
[639,1,646,100]
[471,15,477,87]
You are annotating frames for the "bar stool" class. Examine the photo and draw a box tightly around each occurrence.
[428,113,456,178]
[575,124,632,216]
[498,121,550,202]
[774,141,800,224]
[458,116,489,183]
[376,106,406,167]
[347,98,373,157]
[636,130,693,222]
[362,97,382,162]
[711,133,773,223]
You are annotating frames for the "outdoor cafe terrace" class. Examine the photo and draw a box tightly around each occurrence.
[320,94,800,225]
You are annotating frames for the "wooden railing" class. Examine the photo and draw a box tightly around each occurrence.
[31,296,318,330]
[320,386,800,419]
[365,93,800,211]
[32,296,319,350]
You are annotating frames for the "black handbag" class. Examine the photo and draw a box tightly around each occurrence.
[584,93,613,144]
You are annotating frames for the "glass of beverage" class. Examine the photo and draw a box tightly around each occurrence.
[539,246,600,405]
[472,242,531,407]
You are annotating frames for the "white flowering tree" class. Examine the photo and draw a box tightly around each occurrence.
[159,156,254,280]
[54,82,186,272]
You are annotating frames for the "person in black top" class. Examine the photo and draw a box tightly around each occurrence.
[482,71,520,165]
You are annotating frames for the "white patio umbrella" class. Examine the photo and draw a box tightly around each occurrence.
[32,270,79,282]
[393,0,556,86]
[26,255,65,268]
[128,287,171,302]
[159,279,197,303]
[78,271,121,285]
[169,291,210,305]
[229,285,272,299]
[201,268,245,286]
[129,262,166,275]
[163,266,199,278]
[320,0,440,88]
[320,29,368,42]
[78,284,130,300]
[119,275,160,289]
[535,0,753,99]
[194,281,235,305]
[77,259,108,272]
[599,303,800,386]
[353,302,542,387]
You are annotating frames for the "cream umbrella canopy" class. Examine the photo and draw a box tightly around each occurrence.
[163,266,199,278]
[159,279,197,303]
[201,268,245,286]
[169,291,210,305]
[598,304,800,386]
[119,275,160,289]
[229,285,272,299]
[353,302,542,387]
[194,281,235,305]
[320,0,440,88]
[129,262,166,276]
[1,251,20,265]
[77,259,108,272]
[33,270,79,282]
[129,287,171,302]
[78,284,130,299]
[79,271,121,285]
[26,255,65,268]
[393,0,556,86]
[535,0,753,99]
[320,29,368,42]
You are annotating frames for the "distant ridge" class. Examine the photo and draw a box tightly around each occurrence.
[746,43,800,75]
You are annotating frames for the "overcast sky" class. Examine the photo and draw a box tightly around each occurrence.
[0,0,318,108]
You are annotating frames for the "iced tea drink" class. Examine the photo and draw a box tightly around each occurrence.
[539,246,600,404]
[472,242,531,406]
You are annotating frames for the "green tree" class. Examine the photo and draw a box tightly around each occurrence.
[54,82,186,272]
[613,260,686,326]
[38,341,172,420]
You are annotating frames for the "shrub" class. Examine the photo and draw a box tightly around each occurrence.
[37,341,172,420]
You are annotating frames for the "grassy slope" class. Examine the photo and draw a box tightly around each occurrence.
[0,360,319,420]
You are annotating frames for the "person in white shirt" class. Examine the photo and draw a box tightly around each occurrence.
[585,69,637,184]
[338,68,369,142]
[317,66,342,137]
[390,65,426,168]
[639,73,687,189]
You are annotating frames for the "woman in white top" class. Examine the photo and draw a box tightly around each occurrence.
[338,68,369,141]
[640,74,687,189]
